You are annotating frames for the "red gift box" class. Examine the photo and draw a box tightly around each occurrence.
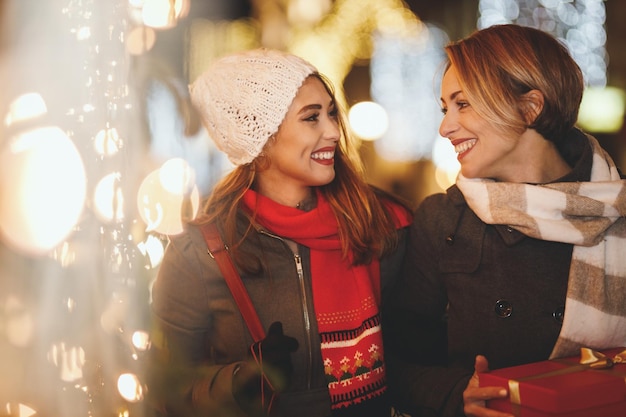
[478,348,626,417]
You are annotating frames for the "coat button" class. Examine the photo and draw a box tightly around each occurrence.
[494,299,513,318]
[445,234,455,245]
[553,305,565,323]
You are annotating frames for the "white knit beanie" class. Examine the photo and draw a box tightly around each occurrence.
[189,48,317,166]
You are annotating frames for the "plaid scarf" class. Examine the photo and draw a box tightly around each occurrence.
[242,189,411,410]
[456,134,626,359]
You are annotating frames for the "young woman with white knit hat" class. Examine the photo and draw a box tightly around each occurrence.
[148,48,412,417]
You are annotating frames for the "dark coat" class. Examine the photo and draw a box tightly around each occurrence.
[149,201,408,417]
[383,129,597,417]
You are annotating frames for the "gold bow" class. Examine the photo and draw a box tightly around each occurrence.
[579,347,626,369]
[508,347,626,408]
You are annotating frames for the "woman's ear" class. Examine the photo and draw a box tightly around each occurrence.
[522,89,544,125]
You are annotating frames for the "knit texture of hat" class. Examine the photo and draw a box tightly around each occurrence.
[189,48,317,166]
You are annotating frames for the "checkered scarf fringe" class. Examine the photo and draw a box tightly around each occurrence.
[456,134,626,359]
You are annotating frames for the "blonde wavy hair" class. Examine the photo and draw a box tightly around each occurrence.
[444,24,584,144]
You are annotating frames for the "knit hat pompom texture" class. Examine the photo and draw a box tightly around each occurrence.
[190,48,317,165]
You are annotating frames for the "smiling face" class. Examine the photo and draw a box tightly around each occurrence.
[255,75,340,206]
[439,65,532,181]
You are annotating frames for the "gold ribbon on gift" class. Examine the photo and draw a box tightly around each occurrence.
[579,347,626,368]
[506,348,626,413]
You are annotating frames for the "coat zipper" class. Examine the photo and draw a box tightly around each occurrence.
[294,253,313,389]
[259,230,314,388]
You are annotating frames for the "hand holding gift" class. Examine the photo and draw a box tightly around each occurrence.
[478,348,626,417]
[464,355,513,417]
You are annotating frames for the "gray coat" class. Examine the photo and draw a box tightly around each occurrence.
[149,206,408,417]
[384,129,597,417]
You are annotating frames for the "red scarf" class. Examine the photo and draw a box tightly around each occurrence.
[242,189,410,410]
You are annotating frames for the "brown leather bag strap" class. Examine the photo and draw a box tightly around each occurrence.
[199,222,266,342]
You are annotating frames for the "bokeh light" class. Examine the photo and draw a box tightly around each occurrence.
[0,126,87,255]
[137,160,200,235]
[117,373,144,402]
[93,172,126,223]
[370,23,448,161]
[578,86,626,133]
[348,101,389,140]
[3,403,37,417]
[432,135,460,190]
[131,330,151,351]
[141,0,189,29]
[94,127,122,157]
[4,93,48,126]
[479,0,608,87]
[47,342,86,382]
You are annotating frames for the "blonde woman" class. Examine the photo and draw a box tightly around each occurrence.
[384,24,626,417]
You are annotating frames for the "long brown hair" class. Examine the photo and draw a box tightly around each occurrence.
[200,73,406,270]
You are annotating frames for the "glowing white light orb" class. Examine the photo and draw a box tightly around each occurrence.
[94,127,122,156]
[432,135,460,190]
[159,158,196,194]
[142,0,187,29]
[117,373,144,402]
[0,127,86,255]
[131,330,151,351]
[348,101,389,140]
[93,172,125,222]
[137,164,200,236]
[578,86,625,133]
[4,93,47,126]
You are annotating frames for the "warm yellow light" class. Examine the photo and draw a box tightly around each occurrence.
[578,86,626,133]
[117,373,144,402]
[137,164,200,235]
[0,127,86,255]
[432,135,459,190]
[142,0,187,29]
[126,26,156,55]
[47,342,86,382]
[51,241,77,268]
[348,101,389,140]
[18,404,36,417]
[4,403,37,417]
[131,330,151,351]
[287,0,331,26]
[431,135,460,173]
[434,166,458,190]
[4,93,47,126]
